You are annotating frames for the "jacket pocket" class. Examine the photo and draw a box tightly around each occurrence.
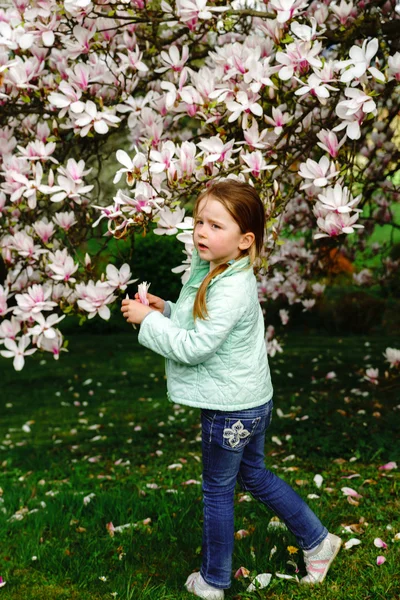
[222,417,261,451]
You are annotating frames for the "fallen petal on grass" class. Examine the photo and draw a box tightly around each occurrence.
[378,461,397,470]
[341,487,362,498]
[246,573,272,591]
[376,555,386,565]
[344,538,362,549]
[374,538,388,549]
[313,474,323,488]
[234,566,250,579]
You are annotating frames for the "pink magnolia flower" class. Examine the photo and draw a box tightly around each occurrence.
[270,0,309,24]
[364,368,379,385]
[0,335,36,370]
[175,141,197,178]
[295,73,338,103]
[388,52,400,82]
[48,249,79,283]
[330,0,355,25]
[48,81,85,118]
[53,211,78,231]
[316,183,361,213]
[150,141,176,173]
[264,106,292,135]
[276,40,322,80]
[15,284,57,318]
[156,45,189,73]
[33,219,56,244]
[17,141,58,164]
[38,329,67,360]
[77,281,116,320]
[10,232,48,261]
[197,137,235,166]
[315,211,364,239]
[0,316,21,341]
[298,157,339,189]
[118,46,149,73]
[241,151,276,178]
[138,281,150,305]
[316,129,346,158]
[0,285,11,317]
[105,263,136,291]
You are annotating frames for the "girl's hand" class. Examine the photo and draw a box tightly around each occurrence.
[121,299,153,324]
[134,292,165,313]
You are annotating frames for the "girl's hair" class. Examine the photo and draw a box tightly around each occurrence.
[193,180,266,320]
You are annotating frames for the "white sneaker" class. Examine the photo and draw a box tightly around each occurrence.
[301,533,342,584]
[184,572,224,599]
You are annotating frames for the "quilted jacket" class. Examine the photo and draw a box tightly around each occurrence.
[138,248,273,410]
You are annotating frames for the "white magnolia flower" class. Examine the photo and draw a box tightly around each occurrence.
[316,183,361,213]
[105,264,137,291]
[336,38,385,83]
[0,335,36,371]
[383,347,400,368]
[298,156,339,189]
[74,101,121,137]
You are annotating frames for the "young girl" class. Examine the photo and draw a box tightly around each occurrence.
[121,181,341,599]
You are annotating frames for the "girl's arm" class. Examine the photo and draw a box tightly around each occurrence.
[138,281,247,365]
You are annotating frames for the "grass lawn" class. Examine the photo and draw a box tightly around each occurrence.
[0,331,399,600]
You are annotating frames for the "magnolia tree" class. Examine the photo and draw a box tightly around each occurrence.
[0,0,400,372]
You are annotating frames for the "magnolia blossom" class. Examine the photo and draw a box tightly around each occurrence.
[364,367,379,385]
[28,313,66,343]
[316,183,361,213]
[384,347,400,368]
[316,129,346,158]
[0,285,11,317]
[330,0,355,26]
[37,329,66,359]
[105,263,136,291]
[77,281,116,320]
[0,316,21,341]
[226,91,263,124]
[14,284,57,319]
[74,101,121,136]
[138,281,150,305]
[315,211,364,239]
[270,0,309,24]
[0,335,37,370]
[298,156,339,189]
[153,206,186,235]
[336,38,385,83]
[335,88,377,139]
[53,211,78,231]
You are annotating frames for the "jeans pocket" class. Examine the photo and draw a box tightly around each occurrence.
[222,417,261,451]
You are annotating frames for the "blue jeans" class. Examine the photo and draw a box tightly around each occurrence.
[200,401,328,589]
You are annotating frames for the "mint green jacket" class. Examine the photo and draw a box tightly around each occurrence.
[138,249,273,410]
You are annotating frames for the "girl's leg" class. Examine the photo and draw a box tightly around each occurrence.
[237,401,328,551]
[200,406,269,589]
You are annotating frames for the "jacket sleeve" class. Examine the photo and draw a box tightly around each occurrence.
[138,284,247,366]
[162,301,175,318]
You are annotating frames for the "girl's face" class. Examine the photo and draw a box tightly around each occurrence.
[193,196,254,270]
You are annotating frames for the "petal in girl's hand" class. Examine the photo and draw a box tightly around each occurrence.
[138,282,150,305]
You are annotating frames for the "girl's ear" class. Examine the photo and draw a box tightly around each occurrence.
[239,232,255,250]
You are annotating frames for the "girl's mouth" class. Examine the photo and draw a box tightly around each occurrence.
[198,243,208,250]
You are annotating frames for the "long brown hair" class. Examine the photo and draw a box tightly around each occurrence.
[192,180,266,320]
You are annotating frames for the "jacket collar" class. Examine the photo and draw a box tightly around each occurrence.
[185,248,251,289]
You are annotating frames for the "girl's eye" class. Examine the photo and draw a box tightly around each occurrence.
[212,224,220,229]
